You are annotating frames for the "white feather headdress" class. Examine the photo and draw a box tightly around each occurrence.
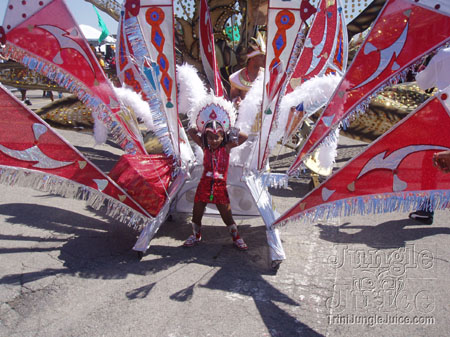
[176,63,236,132]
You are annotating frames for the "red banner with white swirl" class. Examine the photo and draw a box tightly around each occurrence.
[0,83,152,228]
[275,89,450,227]
[288,0,450,175]
[1,0,146,155]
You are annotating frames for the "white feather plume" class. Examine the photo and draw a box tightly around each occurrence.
[231,72,264,167]
[114,86,154,131]
[279,73,342,123]
[93,119,108,145]
[176,63,208,128]
[317,128,339,170]
[235,72,264,135]
[269,74,342,150]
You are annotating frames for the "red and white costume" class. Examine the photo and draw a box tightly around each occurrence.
[194,145,230,204]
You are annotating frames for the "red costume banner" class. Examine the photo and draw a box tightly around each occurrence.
[0,84,152,228]
[109,154,173,217]
[1,0,146,155]
[275,91,450,227]
[288,0,450,175]
[258,0,304,170]
[287,0,340,92]
[116,11,176,159]
[199,0,224,97]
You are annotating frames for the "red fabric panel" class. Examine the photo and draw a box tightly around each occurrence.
[109,154,173,216]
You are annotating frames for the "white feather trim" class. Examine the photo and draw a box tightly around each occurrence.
[317,128,339,169]
[280,74,342,120]
[93,119,108,145]
[235,72,264,135]
[114,86,154,131]
[176,64,208,128]
[231,73,264,167]
[275,74,342,147]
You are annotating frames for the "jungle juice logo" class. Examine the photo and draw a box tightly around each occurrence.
[325,244,436,321]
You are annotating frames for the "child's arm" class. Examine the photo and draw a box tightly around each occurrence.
[227,127,248,150]
[187,127,203,147]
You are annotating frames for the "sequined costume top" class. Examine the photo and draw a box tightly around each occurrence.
[194,145,230,204]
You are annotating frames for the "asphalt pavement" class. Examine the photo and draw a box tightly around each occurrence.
[0,90,448,336]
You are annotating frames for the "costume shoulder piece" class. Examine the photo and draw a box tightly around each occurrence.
[229,68,251,92]
[229,68,265,92]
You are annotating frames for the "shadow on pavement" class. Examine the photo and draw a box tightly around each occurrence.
[0,203,324,336]
[74,145,121,174]
[317,219,450,249]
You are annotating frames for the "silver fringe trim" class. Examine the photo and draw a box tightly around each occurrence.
[0,165,153,231]
[261,172,289,189]
[3,43,141,155]
[122,17,177,162]
[341,66,412,130]
[272,190,450,229]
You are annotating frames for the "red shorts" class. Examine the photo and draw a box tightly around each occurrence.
[194,177,230,204]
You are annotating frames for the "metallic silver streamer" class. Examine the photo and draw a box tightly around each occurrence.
[4,43,140,155]
[0,165,153,231]
[121,15,177,162]
[261,172,289,189]
[272,190,450,229]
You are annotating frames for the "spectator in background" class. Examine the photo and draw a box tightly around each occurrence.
[96,53,105,69]
[42,90,54,102]
[409,47,450,225]
[19,88,31,105]
[228,32,266,107]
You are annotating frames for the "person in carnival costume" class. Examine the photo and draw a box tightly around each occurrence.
[229,32,266,106]
[183,103,249,250]
[408,47,450,225]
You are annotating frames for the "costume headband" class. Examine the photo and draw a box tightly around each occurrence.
[247,32,266,59]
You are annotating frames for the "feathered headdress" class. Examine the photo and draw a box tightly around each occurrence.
[247,31,266,59]
[177,64,236,133]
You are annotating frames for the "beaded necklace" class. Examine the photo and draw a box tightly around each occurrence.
[238,68,253,88]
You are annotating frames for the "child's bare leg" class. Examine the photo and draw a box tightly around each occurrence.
[192,201,207,225]
[184,201,207,247]
[216,203,248,250]
[215,203,234,226]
